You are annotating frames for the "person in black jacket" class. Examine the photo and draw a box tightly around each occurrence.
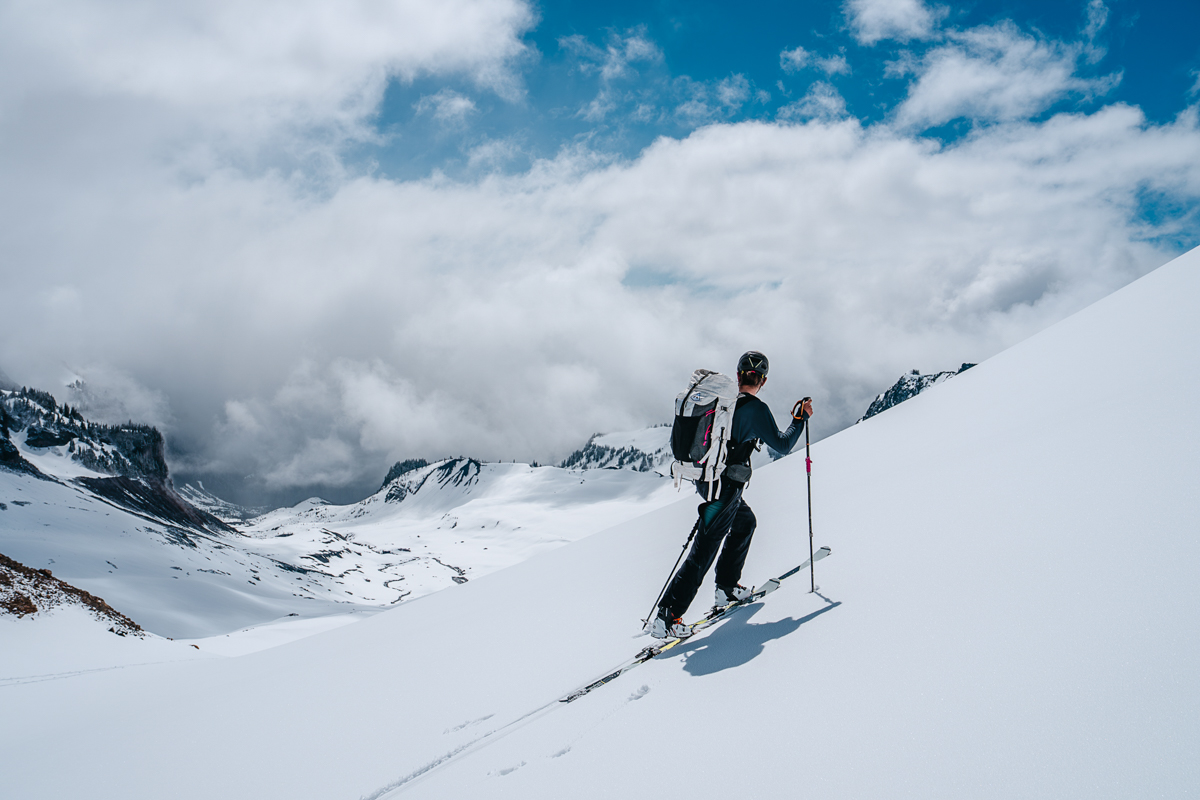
[650,351,813,639]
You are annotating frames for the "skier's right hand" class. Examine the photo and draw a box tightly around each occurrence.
[792,398,813,420]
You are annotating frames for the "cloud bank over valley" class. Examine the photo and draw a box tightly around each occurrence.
[2,0,1198,505]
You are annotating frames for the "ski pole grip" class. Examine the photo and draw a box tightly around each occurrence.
[792,397,812,420]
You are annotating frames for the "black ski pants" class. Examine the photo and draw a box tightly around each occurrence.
[660,480,756,619]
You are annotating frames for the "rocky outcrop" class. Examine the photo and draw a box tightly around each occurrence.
[0,406,45,478]
[859,364,976,423]
[2,387,169,481]
[383,458,481,504]
[379,459,429,491]
[0,552,143,636]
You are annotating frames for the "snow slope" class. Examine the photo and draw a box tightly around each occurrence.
[2,246,1198,799]
[2,446,679,639]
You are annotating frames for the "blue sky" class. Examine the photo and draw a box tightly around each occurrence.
[366,0,1200,180]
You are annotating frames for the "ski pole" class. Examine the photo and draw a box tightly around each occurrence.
[804,402,815,592]
[643,518,700,626]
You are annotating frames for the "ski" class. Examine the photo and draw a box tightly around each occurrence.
[560,546,831,703]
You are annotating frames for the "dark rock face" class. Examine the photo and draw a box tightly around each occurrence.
[24,425,78,448]
[859,363,976,423]
[0,406,46,478]
[2,387,168,481]
[1,436,44,477]
[76,476,235,534]
[380,458,430,491]
[2,385,236,533]
[384,458,481,503]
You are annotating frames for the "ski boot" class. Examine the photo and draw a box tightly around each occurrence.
[715,583,752,607]
[648,607,692,640]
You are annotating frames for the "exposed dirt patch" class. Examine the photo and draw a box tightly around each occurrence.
[0,552,143,636]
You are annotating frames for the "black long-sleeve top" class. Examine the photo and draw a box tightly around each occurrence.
[728,393,804,464]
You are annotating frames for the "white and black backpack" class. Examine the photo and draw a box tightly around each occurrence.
[670,369,740,500]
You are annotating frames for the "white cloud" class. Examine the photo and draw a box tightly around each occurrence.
[845,0,944,45]
[467,138,522,170]
[778,83,849,121]
[7,101,1199,499]
[674,74,756,123]
[781,46,812,73]
[895,22,1121,128]
[2,1,1198,504]
[560,28,662,82]
[64,369,173,431]
[1082,0,1109,64]
[560,28,663,122]
[716,75,751,108]
[819,54,852,76]
[782,46,851,76]
[414,89,479,125]
[0,0,534,168]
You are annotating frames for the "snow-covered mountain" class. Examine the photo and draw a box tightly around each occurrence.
[233,453,680,613]
[557,425,672,473]
[857,362,976,422]
[2,388,683,638]
[4,245,1196,799]
[177,482,264,524]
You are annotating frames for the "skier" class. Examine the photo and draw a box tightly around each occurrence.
[650,351,813,639]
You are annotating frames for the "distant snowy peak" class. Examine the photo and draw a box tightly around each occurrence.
[858,364,976,423]
[559,425,672,474]
[374,424,673,503]
[178,482,263,524]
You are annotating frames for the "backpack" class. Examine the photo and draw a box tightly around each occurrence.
[669,369,739,500]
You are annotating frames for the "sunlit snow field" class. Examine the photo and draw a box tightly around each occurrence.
[2,247,1198,799]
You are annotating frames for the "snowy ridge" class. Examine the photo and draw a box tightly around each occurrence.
[3,246,1196,799]
[2,417,682,638]
[558,425,672,474]
[178,482,263,524]
[1,387,169,481]
[857,362,975,422]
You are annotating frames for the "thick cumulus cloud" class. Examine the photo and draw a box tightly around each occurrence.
[844,0,943,45]
[2,1,1199,504]
[0,0,533,123]
[894,22,1122,128]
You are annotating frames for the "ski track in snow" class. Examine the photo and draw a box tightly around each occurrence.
[5,248,1200,800]
[369,582,838,798]
[362,700,563,799]
[0,660,177,688]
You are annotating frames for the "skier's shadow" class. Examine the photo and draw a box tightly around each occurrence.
[678,596,841,677]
